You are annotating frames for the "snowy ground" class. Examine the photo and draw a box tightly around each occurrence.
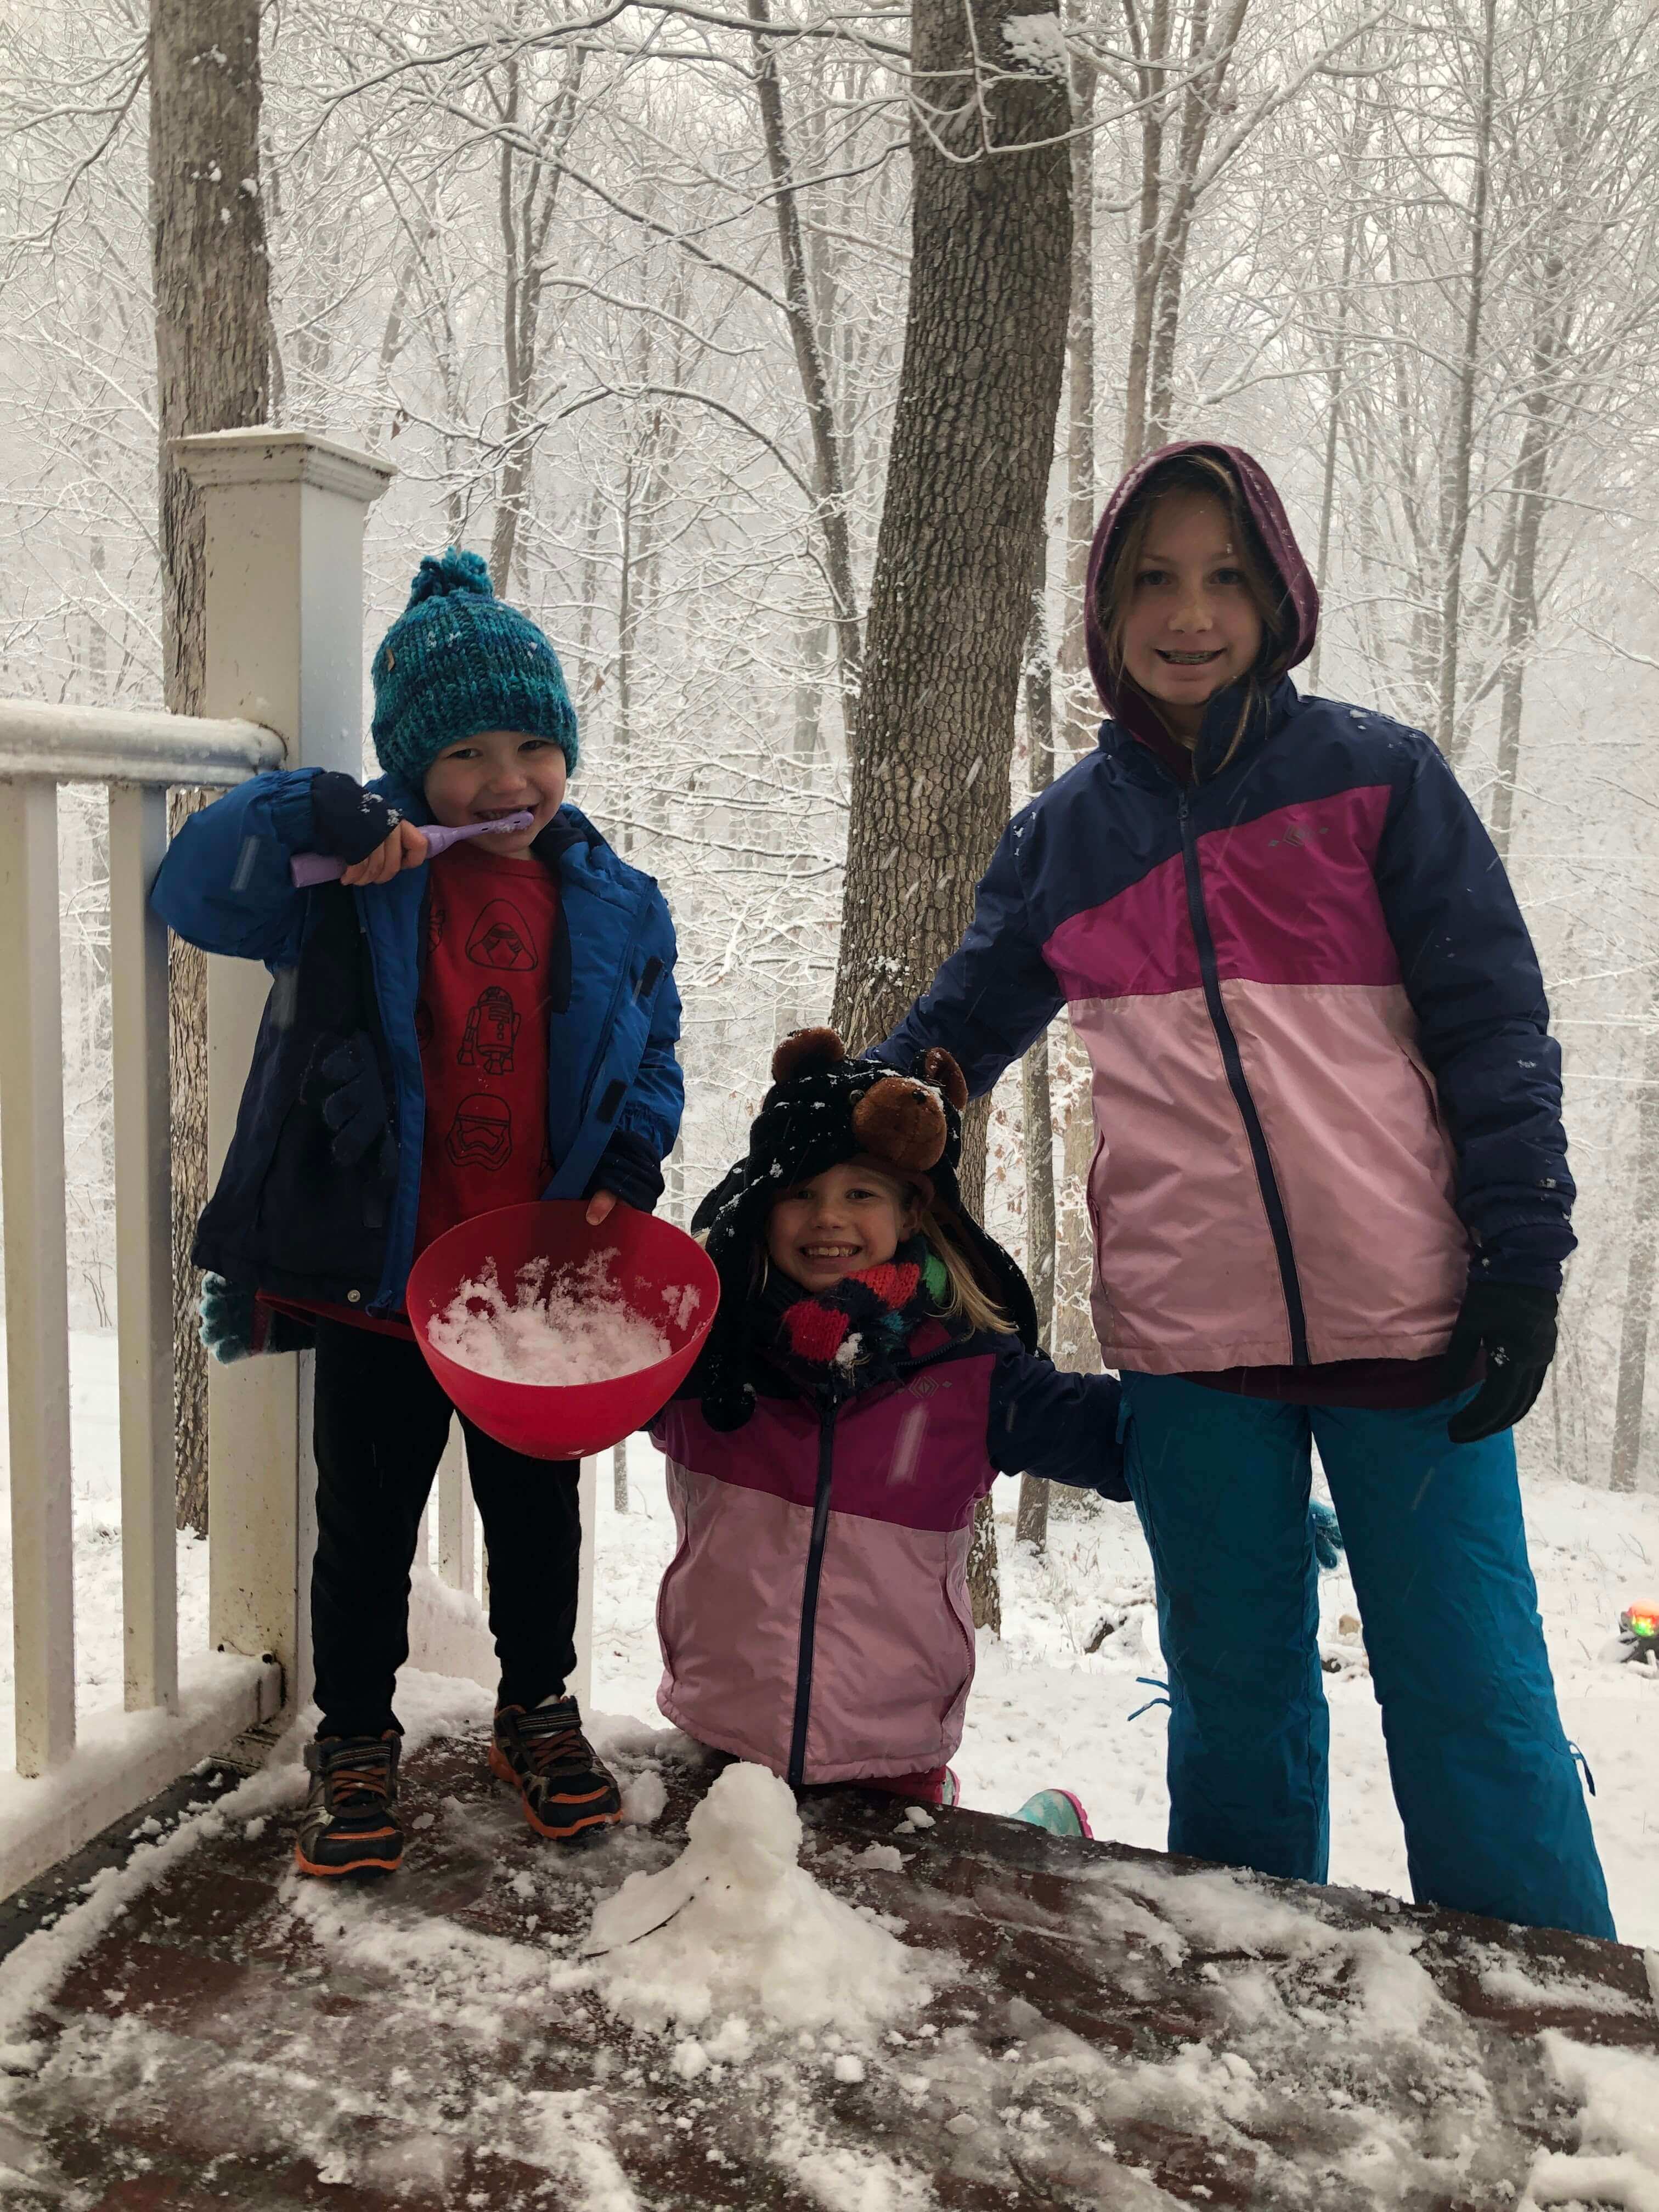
[592,1435,1659,1949]
[2,1337,1656,1944]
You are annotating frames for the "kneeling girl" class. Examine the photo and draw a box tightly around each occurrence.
[649,1029,1125,1818]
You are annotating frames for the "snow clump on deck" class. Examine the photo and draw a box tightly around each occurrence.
[427,1250,670,1385]
[586,1762,927,2044]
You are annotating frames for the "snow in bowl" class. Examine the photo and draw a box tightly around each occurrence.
[407,1200,719,1459]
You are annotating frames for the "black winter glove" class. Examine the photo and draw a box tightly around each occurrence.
[1443,1280,1558,1444]
[584,1127,665,1214]
[308,771,402,865]
[317,1035,397,1178]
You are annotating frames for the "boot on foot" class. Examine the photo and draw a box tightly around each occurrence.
[1012,1787,1093,1839]
[490,1695,622,1841]
[295,1732,403,1877]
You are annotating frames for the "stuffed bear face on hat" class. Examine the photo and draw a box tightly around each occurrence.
[758,1028,968,1191]
[686,1029,1036,1428]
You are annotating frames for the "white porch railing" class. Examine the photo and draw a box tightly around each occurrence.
[0,430,596,1901]
[0,698,286,1893]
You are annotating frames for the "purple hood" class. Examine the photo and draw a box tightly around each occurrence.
[1082,441,1320,758]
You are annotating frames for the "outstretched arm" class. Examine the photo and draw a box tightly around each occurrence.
[987,1346,1128,1500]
[875,815,1065,1099]
[1374,738,1572,1289]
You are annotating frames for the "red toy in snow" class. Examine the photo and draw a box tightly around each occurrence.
[1618,1602,1658,1665]
[407,1200,719,1460]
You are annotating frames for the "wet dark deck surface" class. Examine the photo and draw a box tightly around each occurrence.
[0,1725,1652,2209]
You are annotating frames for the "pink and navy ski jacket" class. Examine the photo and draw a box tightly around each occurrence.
[651,1327,1122,1785]
[881,442,1572,1377]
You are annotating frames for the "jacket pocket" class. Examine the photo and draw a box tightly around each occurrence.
[1084,1119,1115,1328]
[1400,1044,1447,1135]
[653,1464,695,1665]
[938,1555,978,1720]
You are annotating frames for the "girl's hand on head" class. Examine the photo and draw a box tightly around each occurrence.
[340,819,429,887]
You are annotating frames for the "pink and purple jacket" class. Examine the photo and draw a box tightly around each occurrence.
[880,442,1573,1376]
[650,1327,1123,1785]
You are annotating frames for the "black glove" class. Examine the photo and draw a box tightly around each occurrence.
[317,1035,396,1176]
[308,771,402,865]
[584,1127,665,1213]
[1443,1280,1557,1444]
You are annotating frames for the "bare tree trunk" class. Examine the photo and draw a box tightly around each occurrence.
[1143,0,1251,447]
[1017,529,1057,1553]
[1487,258,1565,863]
[830,7,1071,1052]
[1612,1005,1659,1493]
[1307,89,1371,698]
[488,49,583,595]
[1047,31,1107,1409]
[612,1444,629,1514]
[149,0,273,1534]
[1120,0,1172,468]
[1056,43,1099,761]
[614,458,637,851]
[831,0,1071,1630]
[1436,0,1497,760]
[749,0,865,747]
[574,481,607,710]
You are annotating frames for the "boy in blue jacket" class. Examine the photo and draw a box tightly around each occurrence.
[153,550,683,1878]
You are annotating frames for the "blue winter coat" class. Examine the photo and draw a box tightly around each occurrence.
[882,685,1573,1375]
[152,768,682,1317]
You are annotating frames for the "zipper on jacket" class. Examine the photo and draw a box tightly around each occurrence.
[787,1401,840,1788]
[1177,791,1310,1365]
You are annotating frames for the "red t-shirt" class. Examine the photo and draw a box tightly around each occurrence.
[413,839,560,1259]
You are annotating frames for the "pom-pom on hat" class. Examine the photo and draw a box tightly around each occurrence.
[686,1027,1036,1429]
[369,548,579,790]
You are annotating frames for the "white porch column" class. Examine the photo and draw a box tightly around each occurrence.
[0,783,75,1774]
[177,430,393,1706]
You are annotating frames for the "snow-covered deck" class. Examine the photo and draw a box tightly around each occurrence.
[0,1703,1655,2209]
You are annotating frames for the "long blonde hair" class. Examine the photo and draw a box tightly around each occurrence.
[1093,449,1294,772]
[917,1201,1016,1336]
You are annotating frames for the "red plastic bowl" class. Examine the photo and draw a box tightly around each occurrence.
[407,1201,719,1460]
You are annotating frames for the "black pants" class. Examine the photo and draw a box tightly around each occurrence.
[311,1319,581,1739]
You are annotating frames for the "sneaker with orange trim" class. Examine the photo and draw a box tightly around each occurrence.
[295,1732,404,1877]
[490,1696,622,1842]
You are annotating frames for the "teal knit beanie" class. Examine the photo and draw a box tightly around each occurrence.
[369,549,578,788]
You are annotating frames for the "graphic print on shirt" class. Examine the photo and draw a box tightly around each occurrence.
[458,985,519,1075]
[466,899,539,972]
[414,843,560,1256]
[445,1092,513,1170]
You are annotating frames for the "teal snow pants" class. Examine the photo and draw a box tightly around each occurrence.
[1118,1372,1615,1940]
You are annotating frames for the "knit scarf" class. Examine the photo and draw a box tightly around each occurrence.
[757,1237,957,1401]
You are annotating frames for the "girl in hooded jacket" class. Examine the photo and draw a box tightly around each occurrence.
[648,1029,1125,1823]
[878,441,1613,1939]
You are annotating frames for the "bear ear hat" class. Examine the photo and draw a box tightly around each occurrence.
[851,1076,949,1175]
[920,1046,968,1113]
[771,1026,847,1085]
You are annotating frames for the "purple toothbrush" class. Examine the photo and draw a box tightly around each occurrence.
[290,811,535,888]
